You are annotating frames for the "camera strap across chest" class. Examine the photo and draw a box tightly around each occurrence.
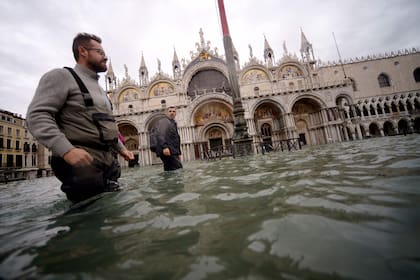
[64,67,94,107]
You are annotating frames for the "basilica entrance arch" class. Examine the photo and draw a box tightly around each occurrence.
[117,122,139,167]
[192,100,234,159]
[202,123,230,151]
[291,97,324,145]
[253,101,285,146]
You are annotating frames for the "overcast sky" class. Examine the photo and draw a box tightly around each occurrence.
[1,0,419,117]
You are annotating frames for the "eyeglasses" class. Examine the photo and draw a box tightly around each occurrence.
[85,47,106,56]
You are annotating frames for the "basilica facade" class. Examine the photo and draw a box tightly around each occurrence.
[105,29,420,167]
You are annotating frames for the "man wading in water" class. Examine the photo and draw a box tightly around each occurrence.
[26,32,134,203]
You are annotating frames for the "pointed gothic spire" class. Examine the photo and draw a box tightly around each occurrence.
[138,52,149,86]
[105,59,116,91]
[300,28,312,54]
[300,28,316,63]
[172,48,180,67]
[139,52,147,69]
[172,48,181,80]
[264,35,272,51]
[263,35,274,67]
[107,59,115,75]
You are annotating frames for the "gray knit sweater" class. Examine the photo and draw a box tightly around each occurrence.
[26,64,122,157]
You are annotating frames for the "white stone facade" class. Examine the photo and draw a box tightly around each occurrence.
[106,30,420,167]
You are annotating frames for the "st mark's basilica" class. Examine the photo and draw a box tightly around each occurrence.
[104,29,420,167]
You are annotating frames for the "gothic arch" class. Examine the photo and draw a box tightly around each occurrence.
[186,68,231,100]
[383,120,396,136]
[147,80,176,98]
[251,99,285,134]
[288,94,326,113]
[117,121,139,151]
[239,66,271,85]
[369,122,381,137]
[145,112,167,131]
[116,119,137,130]
[397,118,410,134]
[250,99,286,116]
[183,60,229,93]
[199,122,232,142]
[276,63,305,80]
[190,99,234,127]
[115,86,143,104]
[291,97,325,145]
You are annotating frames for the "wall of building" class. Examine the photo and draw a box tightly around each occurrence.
[104,32,420,167]
[0,109,51,182]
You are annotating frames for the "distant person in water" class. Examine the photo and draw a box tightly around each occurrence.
[155,106,183,171]
[26,32,134,203]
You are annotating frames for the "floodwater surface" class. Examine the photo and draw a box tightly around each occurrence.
[1,135,420,279]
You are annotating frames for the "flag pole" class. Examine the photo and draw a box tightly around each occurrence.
[217,0,252,155]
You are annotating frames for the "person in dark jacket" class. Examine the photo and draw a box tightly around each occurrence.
[156,106,183,171]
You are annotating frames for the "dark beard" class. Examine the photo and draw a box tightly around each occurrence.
[89,60,107,73]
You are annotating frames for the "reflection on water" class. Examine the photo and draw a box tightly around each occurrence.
[1,135,420,279]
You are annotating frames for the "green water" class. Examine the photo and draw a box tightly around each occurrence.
[1,135,420,279]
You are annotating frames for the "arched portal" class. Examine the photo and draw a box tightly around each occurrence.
[414,117,420,133]
[291,98,323,145]
[383,121,394,136]
[369,123,381,137]
[253,102,284,143]
[187,69,230,100]
[398,119,409,135]
[118,122,139,167]
[192,101,234,159]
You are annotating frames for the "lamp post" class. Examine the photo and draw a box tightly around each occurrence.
[217,0,253,156]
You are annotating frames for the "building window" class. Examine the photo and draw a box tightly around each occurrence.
[414,68,420,82]
[7,139,11,149]
[15,140,20,150]
[0,126,3,135]
[378,73,391,88]
[7,154,13,167]
[32,143,37,152]
[16,129,20,137]
[7,127,12,136]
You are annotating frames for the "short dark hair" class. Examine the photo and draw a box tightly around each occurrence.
[167,106,176,111]
[72,32,102,61]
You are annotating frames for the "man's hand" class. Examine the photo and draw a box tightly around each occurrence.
[120,149,135,161]
[63,148,93,167]
[163,147,171,156]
